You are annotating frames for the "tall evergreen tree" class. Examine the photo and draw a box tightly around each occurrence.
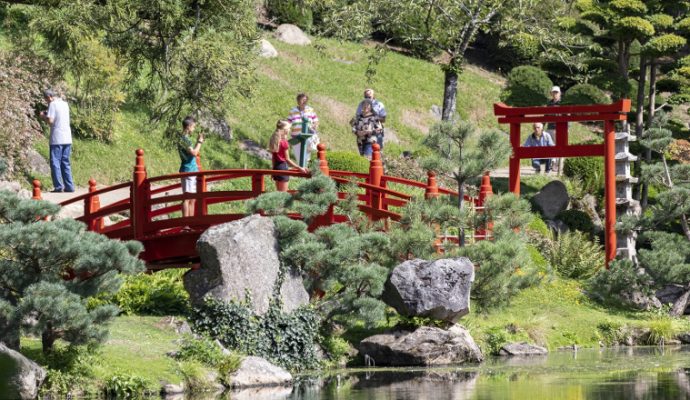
[421,119,511,245]
[0,191,145,353]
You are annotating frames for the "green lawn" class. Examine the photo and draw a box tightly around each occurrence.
[464,278,690,352]
[21,316,191,389]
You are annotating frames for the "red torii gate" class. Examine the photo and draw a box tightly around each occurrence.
[493,99,632,265]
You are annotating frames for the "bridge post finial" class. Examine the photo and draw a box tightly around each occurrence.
[476,171,494,241]
[32,179,42,200]
[368,143,384,212]
[87,178,104,232]
[132,149,148,239]
[425,171,439,199]
[317,143,329,176]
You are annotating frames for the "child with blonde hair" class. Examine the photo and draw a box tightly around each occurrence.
[269,119,308,191]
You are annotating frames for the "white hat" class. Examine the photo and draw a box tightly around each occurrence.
[551,86,561,93]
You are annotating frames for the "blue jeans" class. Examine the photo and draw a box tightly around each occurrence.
[532,158,552,173]
[358,133,385,157]
[50,144,74,191]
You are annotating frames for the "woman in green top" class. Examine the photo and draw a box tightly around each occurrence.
[177,116,204,218]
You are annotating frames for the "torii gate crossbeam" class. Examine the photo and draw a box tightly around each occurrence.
[494,99,632,266]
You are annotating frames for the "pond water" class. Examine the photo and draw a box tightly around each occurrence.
[190,346,690,400]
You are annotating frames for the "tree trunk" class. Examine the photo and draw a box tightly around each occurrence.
[441,68,458,121]
[635,56,647,137]
[633,56,647,200]
[0,315,20,350]
[41,324,57,354]
[457,179,465,247]
[641,60,658,209]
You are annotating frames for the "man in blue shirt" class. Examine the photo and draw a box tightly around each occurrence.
[523,122,555,174]
[177,116,204,218]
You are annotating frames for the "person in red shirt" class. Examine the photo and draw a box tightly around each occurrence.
[269,120,308,191]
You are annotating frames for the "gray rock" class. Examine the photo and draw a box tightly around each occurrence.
[26,148,50,176]
[162,383,185,394]
[677,332,690,344]
[0,343,47,400]
[239,139,272,161]
[656,284,690,315]
[621,289,662,311]
[383,258,474,322]
[498,342,548,356]
[532,180,569,219]
[275,24,311,46]
[183,215,309,315]
[0,180,21,193]
[577,194,603,232]
[546,219,569,236]
[0,181,31,199]
[198,113,232,142]
[259,39,278,58]
[358,325,483,367]
[228,356,292,388]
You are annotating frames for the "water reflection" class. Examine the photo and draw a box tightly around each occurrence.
[178,347,690,399]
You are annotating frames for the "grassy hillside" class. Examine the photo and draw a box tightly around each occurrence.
[32,35,504,186]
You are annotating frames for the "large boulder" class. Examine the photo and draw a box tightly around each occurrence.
[183,215,309,315]
[383,258,474,322]
[358,325,483,366]
[258,39,278,58]
[275,24,311,46]
[0,343,47,400]
[498,342,548,356]
[228,356,292,388]
[26,149,50,176]
[532,180,569,220]
[198,113,232,142]
[656,284,690,316]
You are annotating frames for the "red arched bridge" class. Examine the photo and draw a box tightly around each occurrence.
[32,144,493,269]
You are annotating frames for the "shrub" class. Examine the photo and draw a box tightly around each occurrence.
[547,231,603,279]
[556,209,594,234]
[326,151,369,174]
[111,269,190,315]
[645,317,674,345]
[176,336,227,367]
[563,156,604,193]
[562,83,611,105]
[526,215,549,237]
[190,298,320,371]
[657,77,682,93]
[457,234,540,310]
[586,259,653,308]
[175,361,216,393]
[596,320,627,346]
[500,66,553,107]
[104,373,154,397]
[265,0,313,31]
[484,327,510,355]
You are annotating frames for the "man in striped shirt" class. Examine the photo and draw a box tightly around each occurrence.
[287,93,319,164]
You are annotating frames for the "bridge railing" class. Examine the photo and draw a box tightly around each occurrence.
[33,142,494,255]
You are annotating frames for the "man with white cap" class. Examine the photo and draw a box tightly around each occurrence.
[546,85,562,173]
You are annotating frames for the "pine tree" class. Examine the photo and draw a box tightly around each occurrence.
[421,119,511,245]
[0,191,145,353]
